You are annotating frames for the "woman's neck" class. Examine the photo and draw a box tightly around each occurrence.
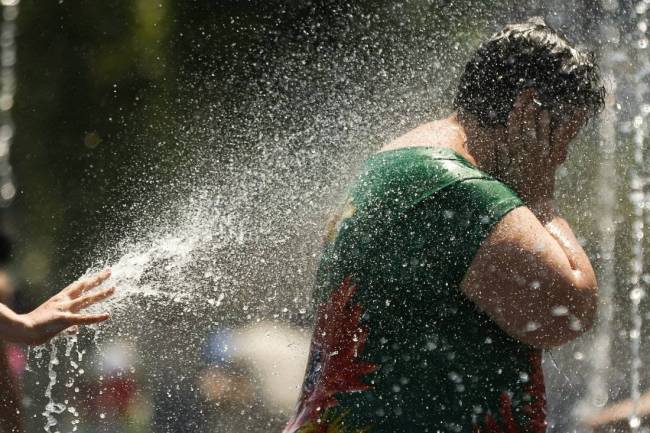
[380,112,477,166]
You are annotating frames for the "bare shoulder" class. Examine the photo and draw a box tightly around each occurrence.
[381,118,463,152]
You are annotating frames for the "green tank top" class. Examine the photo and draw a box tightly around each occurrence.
[284,147,546,433]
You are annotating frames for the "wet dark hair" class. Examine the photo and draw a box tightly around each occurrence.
[453,17,605,128]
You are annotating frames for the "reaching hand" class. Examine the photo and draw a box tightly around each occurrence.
[496,88,557,204]
[17,269,115,345]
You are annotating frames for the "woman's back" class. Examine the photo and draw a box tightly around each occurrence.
[284,147,546,433]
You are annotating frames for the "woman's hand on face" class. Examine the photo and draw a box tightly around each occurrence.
[498,88,557,203]
[17,269,115,345]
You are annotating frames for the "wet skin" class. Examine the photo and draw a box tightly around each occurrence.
[0,268,115,346]
[381,88,598,348]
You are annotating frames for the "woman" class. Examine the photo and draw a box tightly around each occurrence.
[285,17,604,433]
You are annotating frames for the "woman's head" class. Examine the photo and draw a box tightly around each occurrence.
[454,17,605,131]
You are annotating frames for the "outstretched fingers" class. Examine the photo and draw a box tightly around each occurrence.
[67,286,116,313]
[64,312,111,326]
[65,268,111,298]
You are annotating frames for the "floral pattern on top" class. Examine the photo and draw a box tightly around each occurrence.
[283,277,377,433]
[473,351,547,433]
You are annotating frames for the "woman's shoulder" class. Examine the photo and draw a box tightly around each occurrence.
[362,145,487,186]
[381,118,461,152]
[350,146,492,213]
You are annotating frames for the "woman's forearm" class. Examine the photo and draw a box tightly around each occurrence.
[528,199,598,328]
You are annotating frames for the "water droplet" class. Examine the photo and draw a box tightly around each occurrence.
[525,321,541,332]
[552,305,569,316]
[631,288,646,302]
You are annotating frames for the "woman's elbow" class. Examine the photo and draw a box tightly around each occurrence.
[518,319,593,349]
[519,286,599,350]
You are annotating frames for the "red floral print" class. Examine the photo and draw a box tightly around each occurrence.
[474,351,547,433]
[283,277,378,433]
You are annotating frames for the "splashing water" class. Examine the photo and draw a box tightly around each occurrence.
[22,4,650,433]
[31,181,309,432]
[628,2,650,429]
[42,343,64,433]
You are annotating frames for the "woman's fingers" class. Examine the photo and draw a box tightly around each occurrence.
[64,312,111,326]
[67,286,115,312]
[64,268,111,298]
[508,89,536,153]
[505,92,530,175]
[507,94,525,146]
[536,109,552,160]
[522,93,539,147]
